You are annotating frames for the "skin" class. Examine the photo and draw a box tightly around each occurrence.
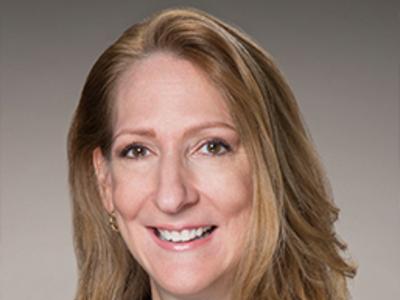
[93,52,253,300]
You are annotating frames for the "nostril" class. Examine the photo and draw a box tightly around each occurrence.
[154,186,199,214]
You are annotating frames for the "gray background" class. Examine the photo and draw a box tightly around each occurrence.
[1,1,399,299]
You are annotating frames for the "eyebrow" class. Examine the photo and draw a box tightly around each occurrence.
[112,121,237,143]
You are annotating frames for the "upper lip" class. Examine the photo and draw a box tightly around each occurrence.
[149,224,217,231]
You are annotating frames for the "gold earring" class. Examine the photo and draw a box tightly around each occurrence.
[109,211,119,232]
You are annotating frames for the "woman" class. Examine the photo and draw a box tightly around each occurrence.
[68,7,356,300]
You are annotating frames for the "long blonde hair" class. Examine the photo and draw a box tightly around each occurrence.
[68,7,356,300]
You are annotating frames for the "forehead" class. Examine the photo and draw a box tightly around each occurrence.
[113,52,234,131]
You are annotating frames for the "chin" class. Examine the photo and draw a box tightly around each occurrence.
[149,260,235,299]
[154,267,214,293]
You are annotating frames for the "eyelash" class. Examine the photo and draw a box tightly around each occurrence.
[198,138,232,156]
[118,138,232,159]
[119,143,150,159]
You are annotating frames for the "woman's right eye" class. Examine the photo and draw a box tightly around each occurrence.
[119,144,150,159]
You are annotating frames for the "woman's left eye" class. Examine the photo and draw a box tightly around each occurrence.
[198,139,232,156]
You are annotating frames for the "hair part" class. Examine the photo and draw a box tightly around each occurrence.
[68,7,356,300]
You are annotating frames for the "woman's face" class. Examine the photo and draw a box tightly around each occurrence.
[94,53,253,299]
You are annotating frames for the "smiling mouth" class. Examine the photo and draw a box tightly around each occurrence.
[153,226,217,243]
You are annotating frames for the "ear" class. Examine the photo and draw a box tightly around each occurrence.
[92,147,114,213]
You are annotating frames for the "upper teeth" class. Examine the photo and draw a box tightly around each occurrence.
[158,226,212,242]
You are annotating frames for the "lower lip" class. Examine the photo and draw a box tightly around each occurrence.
[148,228,217,251]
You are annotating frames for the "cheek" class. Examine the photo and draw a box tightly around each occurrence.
[110,166,155,219]
[193,157,253,215]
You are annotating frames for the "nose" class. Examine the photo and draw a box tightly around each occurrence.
[154,153,199,214]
